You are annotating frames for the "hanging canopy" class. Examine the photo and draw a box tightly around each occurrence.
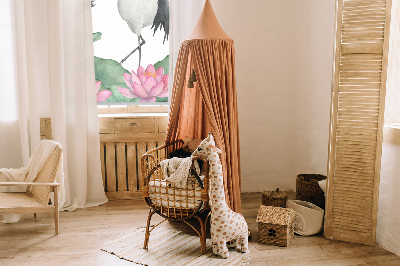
[166,0,242,212]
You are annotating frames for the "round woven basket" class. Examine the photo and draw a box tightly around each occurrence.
[287,200,324,236]
[296,174,326,210]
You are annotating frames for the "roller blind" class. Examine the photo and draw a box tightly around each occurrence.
[325,0,392,245]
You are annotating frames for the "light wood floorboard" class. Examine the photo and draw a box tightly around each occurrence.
[0,192,399,265]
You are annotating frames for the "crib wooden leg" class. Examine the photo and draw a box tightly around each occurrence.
[144,209,155,249]
[199,217,207,255]
[193,214,208,255]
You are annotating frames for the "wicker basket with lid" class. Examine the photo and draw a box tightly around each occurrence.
[262,188,287,208]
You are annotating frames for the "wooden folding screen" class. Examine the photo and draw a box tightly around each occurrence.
[325,0,392,245]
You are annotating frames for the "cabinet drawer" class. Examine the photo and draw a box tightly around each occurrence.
[157,117,168,133]
[114,118,155,133]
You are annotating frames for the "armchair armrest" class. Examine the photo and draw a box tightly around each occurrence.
[0,182,61,187]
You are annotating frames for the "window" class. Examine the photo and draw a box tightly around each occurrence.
[91,0,169,105]
[384,2,400,124]
[0,0,18,121]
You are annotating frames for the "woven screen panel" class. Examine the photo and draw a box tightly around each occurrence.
[325,0,392,245]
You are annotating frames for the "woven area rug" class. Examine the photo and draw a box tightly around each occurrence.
[102,226,250,265]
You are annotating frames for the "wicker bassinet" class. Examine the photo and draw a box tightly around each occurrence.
[141,140,210,254]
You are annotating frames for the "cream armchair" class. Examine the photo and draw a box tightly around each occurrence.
[0,145,62,234]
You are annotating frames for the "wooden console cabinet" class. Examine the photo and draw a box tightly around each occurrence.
[99,115,168,200]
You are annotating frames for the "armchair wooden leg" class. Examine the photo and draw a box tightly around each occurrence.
[54,186,59,235]
[144,209,155,249]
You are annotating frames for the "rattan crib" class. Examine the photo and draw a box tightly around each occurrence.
[141,140,210,254]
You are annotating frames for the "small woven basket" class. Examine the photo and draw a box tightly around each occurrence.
[262,188,287,208]
[296,174,326,209]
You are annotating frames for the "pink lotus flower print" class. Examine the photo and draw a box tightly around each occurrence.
[96,81,112,102]
[118,64,169,102]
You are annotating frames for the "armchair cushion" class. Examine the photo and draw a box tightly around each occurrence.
[0,193,42,208]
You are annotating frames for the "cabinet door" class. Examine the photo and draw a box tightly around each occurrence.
[325,0,392,245]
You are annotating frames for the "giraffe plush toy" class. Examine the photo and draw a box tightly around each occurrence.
[192,133,248,258]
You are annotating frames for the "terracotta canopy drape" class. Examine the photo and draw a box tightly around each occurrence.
[166,38,242,213]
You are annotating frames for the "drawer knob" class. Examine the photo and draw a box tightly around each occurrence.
[129,123,138,127]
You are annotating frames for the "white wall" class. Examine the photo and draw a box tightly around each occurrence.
[294,1,335,178]
[212,0,297,192]
[211,0,335,192]
[377,2,400,256]
[377,142,400,256]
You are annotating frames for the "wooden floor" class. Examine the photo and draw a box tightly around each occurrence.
[1,193,399,266]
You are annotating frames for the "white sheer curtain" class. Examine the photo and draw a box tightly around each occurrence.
[0,0,107,211]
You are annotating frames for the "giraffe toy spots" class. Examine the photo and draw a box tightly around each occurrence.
[192,133,248,259]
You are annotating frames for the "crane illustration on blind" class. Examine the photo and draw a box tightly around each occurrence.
[117,0,169,67]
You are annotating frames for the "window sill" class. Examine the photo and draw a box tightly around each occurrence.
[97,104,168,116]
[98,113,168,118]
